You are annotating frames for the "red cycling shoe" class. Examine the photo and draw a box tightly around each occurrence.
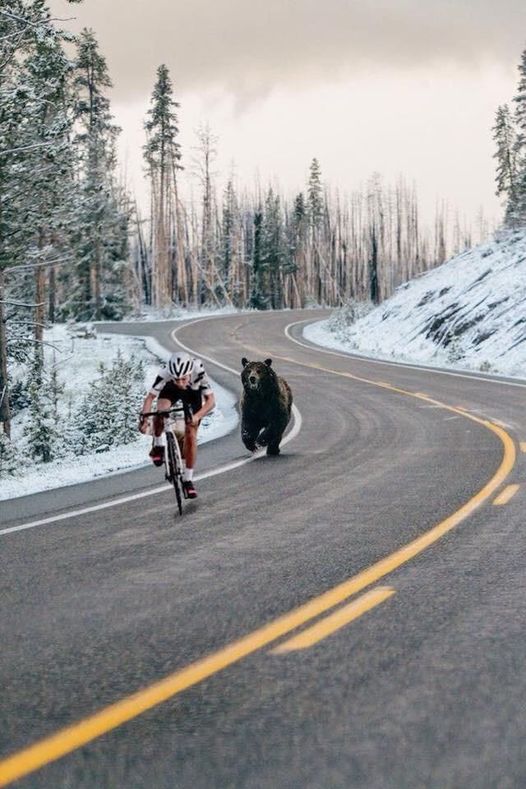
[183,479,197,499]
[149,445,165,467]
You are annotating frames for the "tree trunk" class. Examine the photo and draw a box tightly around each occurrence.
[35,230,46,354]
[48,263,56,323]
[0,269,11,438]
[93,234,102,319]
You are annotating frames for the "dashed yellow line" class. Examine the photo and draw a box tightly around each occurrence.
[493,484,520,505]
[272,588,395,654]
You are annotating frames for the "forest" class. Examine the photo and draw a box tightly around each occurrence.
[4,0,525,469]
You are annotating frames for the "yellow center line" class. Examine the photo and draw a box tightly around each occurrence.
[493,484,520,506]
[272,587,395,654]
[0,339,517,787]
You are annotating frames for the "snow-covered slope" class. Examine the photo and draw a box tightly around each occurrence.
[305,230,526,378]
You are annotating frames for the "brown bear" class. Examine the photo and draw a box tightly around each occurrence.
[240,357,293,456]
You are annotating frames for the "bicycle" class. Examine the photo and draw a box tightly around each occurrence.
[141,404,190,515]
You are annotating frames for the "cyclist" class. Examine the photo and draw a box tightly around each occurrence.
[139,351,216,499]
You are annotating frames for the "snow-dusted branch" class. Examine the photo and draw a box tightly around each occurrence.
[4,258,69,275]
[8,320,47,328]
[1,300,45,308]
[0,140,61,156]
[8,338,62,352]
[0,9,74,27]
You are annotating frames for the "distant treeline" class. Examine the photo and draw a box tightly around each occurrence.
[0,1,490,440]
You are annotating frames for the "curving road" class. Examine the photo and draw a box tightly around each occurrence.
[1,309,526,788]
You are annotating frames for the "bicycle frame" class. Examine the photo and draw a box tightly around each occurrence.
[142,404,190,515]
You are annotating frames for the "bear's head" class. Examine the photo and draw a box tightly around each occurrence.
[241,357,275,393]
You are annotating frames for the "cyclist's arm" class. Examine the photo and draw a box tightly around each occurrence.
[141,392,156,415]
[191,391,216,426]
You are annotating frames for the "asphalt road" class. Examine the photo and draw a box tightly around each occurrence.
[1,309,526,788]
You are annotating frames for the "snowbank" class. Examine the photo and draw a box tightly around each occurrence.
[2,323,238,501]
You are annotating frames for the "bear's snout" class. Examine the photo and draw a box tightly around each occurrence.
[249,375,257,385]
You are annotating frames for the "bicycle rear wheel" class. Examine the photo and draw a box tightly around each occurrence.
[166,432,183,515]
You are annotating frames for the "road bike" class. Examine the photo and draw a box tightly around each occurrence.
[142,404,190,515]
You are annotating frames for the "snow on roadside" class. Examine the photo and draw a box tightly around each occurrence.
[2,322,238,502]
[304,230,526,380]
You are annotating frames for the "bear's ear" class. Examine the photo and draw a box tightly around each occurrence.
[264,358,272,367]
[241,357,249,368]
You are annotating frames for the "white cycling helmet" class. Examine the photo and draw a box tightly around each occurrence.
[168,351,194,378]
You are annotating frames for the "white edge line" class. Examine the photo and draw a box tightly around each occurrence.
[284,319,526,390]
[1,318,302,538]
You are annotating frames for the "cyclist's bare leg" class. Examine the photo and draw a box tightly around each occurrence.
[153,397,172,438]
[183,422,198,473]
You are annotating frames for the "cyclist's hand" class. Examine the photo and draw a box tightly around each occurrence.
[138,414,149,434]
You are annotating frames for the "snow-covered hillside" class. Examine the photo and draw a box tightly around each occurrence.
[306,230,526,378]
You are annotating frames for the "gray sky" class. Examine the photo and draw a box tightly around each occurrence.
[51,0,525,228]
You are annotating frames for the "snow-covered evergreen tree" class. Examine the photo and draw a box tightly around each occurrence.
[115,352,145,445]
[221,178,243,302]
[24,353,60,463]
[261,188,286,309]
[69,28,130,321]
[0,0,78,436]
[75,363,108,453]
[0,430,19,478]
[287,192,307,306]
[75,351,144,453]
[493,104,518,225]
[308,158,324,231]
[513,48,526,225]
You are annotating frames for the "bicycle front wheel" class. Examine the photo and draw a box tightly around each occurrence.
[166,432,183,516]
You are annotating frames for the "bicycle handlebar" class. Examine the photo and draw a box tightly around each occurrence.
[141,407,186,418]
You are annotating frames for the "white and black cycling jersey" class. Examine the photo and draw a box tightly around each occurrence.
[149,358,213,397]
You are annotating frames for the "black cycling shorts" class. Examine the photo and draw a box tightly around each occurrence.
[158,382,203,415]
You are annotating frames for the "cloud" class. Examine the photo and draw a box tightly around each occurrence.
[50,0,524,103]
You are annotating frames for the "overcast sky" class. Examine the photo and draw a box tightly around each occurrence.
[50,0,525,228]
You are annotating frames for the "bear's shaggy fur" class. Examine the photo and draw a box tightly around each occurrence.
[240,357,293,456]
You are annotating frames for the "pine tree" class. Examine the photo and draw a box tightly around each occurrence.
[71,28,128,320]
[0,0,78,436]
[24,353,60,463]
[307,159,325,303]
[513,48,526,225]
[75,351,145,452]
[367,174,383,305]
[144,64,182,308]
[20,18,77,346]
[289,192,308,306]
[307,158,323,230]
[250,209,266,309]
[493,105,519,225]
[110,350,145,446]
[221,178,241,300]
[0,430,19,478]
[261,188,285,308]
